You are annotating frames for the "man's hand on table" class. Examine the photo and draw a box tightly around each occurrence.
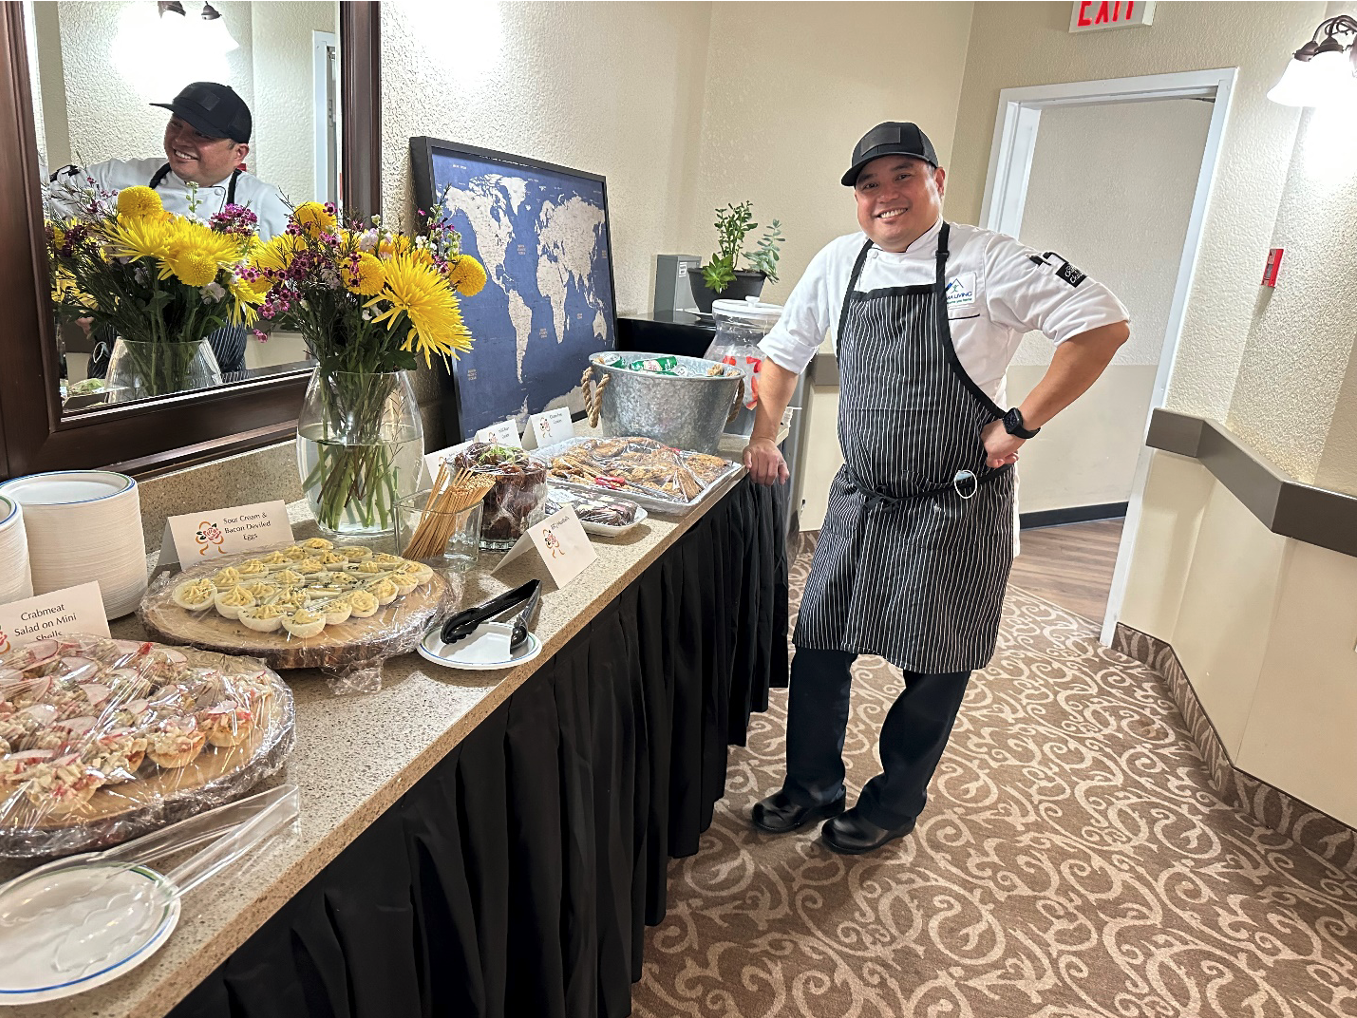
[744,438,789,485]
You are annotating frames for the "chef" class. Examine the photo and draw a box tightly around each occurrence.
[745,122,1130,855]
[49,81,290,375]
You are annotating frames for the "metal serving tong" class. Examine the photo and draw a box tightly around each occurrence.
[440,579,542,652]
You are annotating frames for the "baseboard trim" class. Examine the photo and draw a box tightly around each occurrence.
[1113,623,1357,875]
[1019,502,1127,530]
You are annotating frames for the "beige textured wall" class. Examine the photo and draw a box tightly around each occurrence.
[948,1,1324,425]
[250,2,337,206]
[675,2,975,308]
[380,1,714,318]
[1225,2,1357,489]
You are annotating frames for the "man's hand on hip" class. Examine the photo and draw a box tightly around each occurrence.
[744,438,789,485]
[981,420,1023,469]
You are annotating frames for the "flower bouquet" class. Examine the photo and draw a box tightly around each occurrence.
[46,182,265,400]
[250,200,486,535]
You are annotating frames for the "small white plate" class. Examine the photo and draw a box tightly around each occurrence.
[0,862,180,1005]
[419,621,543,671]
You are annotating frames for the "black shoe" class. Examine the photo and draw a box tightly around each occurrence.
[750,790,846,834]
[820,808,916,854]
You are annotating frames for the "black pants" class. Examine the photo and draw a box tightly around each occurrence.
[782,646,970,829]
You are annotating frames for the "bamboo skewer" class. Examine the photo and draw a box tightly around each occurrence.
[401,462,496,561]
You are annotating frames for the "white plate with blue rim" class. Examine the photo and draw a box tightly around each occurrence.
[419,621,543,671]
[0,861,180,1004]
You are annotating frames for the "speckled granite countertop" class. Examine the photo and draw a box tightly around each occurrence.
[2,460,754,1018]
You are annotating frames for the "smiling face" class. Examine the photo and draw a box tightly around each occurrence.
[853,155,946,253]
[163,116,249,187]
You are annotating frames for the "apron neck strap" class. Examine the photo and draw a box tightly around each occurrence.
[837,238,875,349]
[148,163,172,189]
[933,222,951,292]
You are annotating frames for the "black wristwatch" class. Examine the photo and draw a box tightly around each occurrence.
[1002,407,1040,440]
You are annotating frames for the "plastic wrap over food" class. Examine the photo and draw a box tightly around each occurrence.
[541,436,740,512]
[452,444,549,550]
[0,635,294,858]
[138,538,460,695]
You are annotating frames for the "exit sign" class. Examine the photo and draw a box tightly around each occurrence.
[1070,0,1156,32]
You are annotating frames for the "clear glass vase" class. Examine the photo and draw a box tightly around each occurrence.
[105,337,223,402]
[295,369,424,537]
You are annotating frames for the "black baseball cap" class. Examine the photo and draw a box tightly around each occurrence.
[152,82,252,143]
[841,122,938,186]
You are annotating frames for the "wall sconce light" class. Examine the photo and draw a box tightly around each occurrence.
[155,1,238,54]
[1268,15,1357,107]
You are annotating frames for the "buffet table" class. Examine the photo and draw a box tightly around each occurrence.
[3,470,788,1018]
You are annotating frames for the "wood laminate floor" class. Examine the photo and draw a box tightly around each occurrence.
[1010,518,1125,622]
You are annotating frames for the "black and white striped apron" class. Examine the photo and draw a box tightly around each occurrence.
[794,224,1015,674]
[151,162,247,374]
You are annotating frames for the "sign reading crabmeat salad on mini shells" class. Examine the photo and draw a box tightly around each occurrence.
[0,581,110,653]
[158,500,293,570]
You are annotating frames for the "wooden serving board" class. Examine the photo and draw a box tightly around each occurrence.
[141,564,455,671]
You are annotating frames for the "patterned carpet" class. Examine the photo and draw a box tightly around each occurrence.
[632,546,1357,1018]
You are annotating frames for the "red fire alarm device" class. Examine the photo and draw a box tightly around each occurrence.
[1262,248,1284,288]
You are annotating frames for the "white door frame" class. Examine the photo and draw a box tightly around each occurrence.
[977,67,1237,647]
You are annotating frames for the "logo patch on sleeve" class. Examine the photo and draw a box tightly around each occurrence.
[1056,261,1086,287]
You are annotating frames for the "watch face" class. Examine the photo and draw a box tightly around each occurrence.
[1004,408,1022,431]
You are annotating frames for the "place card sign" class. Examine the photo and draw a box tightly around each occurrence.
[0,582,109,653]
[422,440,472,487]
[528,407,574,448]
[495,504,596,588]
[158,500,293,569]
[475,419,523,448]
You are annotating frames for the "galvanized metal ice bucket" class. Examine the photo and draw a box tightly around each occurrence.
[585,352,743,454]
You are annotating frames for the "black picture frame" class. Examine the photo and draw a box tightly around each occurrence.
[409,137,619,443]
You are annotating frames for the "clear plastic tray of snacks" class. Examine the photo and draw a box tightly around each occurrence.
[536,436,741,515]
[138,538,458,695]
[545,487,648,537]
[0,635,294,858]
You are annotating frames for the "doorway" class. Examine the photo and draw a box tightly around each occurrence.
[978,68,1236,643]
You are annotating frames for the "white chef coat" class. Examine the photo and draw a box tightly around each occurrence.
[758,218,1130,407]
[48,156,290,240]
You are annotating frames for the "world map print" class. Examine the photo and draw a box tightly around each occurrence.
[428,149,617,437]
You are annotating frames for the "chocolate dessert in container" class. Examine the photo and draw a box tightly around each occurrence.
[452,443,549,550]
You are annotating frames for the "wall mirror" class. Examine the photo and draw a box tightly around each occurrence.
[0,1,380,480]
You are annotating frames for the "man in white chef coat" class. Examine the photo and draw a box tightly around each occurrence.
[49,82,290,375]
[746,122,1131,854]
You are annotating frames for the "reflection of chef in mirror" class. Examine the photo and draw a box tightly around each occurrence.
[49,82,289,376]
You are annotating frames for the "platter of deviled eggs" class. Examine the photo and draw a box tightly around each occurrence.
[139,538,454,670]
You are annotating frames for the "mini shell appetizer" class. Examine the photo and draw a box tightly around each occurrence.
[153,541,439,643]
[0,637,293,856]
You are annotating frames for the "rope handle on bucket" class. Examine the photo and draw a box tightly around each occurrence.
[580,367,610,428]
[727,377,745,425]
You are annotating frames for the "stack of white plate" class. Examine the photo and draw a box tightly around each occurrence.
[0,471,148,619]
[0,495,33,604]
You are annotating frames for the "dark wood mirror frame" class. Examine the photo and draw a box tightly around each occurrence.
[0,1,381,481]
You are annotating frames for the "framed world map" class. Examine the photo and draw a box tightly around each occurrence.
[411,137,619,442]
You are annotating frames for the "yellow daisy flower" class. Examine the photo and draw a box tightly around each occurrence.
[250,232,303,274]
[293,202,336,238]
[366,253,472,365]
[104,213,177,261]
[344,252,386,296]
[116,185,164,219]
[446,255,487,296]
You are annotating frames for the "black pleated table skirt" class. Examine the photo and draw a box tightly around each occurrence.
[172,477,789,1018]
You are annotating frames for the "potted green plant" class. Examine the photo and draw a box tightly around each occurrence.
[687,201,783,314]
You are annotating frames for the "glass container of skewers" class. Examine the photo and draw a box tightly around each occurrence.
[394,463,497,574]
